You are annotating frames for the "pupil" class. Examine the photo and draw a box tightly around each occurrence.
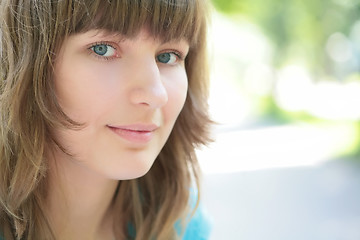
[94,45,107,55]
[158,53,170,63]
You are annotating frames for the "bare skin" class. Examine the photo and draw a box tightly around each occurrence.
[45,28,189,239]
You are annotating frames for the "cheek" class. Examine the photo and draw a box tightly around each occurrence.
[163,69,188,121]
[54,61,121,121]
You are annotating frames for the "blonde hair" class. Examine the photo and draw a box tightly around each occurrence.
[0,0,211,239]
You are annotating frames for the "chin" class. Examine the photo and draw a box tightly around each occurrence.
[109,160,155,180]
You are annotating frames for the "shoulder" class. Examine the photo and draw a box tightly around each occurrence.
[182,203,212,240]
[178,188,213,240]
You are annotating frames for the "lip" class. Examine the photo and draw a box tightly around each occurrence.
[107,124,158,144]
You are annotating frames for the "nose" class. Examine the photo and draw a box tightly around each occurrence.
[128,59,168,109]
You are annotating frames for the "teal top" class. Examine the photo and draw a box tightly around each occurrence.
[127,202,212,239]
[182,204,212,240]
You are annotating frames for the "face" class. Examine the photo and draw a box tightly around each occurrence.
[52,29,189,180]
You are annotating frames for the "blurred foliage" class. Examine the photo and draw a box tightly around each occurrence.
[211,0,360,77]
[210,0,360,158]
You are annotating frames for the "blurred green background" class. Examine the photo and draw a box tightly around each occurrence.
[207,0,360,160]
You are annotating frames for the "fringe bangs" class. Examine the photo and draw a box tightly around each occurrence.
[69,0,203,45]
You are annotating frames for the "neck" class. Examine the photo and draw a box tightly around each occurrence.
[46,150,119,240]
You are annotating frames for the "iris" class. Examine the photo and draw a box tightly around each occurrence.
[157,53,171,63]
[93,44,108,56]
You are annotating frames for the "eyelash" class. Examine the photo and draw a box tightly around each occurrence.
[168,50,183,60]
[87,42,186,63]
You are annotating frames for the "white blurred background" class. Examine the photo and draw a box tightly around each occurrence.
[198,4,360,239]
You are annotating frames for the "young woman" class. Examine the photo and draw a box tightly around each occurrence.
[0,0,212,239]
